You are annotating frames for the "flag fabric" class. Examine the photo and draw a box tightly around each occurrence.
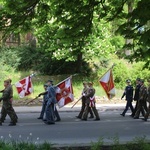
[55,76,74,108]
[15,76,33,98]
[99,69,115,99]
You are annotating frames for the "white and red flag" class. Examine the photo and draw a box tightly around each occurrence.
[15,76,33,98]
[99,69,115,99]
[55,76,74,108]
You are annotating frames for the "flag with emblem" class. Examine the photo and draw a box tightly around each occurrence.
[55,76,74,108]
[99,68,115,99]
[15,76,33,98]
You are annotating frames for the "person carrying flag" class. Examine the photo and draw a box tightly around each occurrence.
[76,82,94,119]
[82,82,100,121]
[37,84,49,120]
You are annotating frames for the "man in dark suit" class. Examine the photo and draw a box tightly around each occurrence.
[120,79,134,117]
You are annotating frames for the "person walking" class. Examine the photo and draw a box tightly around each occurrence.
[37,84,49,120]
[44,80,57,125]
[76,82,94,119]
[142,79,150,121]
[82,82,100,121]
[131,78,145,117]
[120,79,134,117]
[0,79,17,126]
[134,79,148,119]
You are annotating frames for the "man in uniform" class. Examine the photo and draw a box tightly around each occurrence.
[82,82,100,121]
[44,80,57,124]
[38,80,61,122]
[142,79,150,121]
[120,79,134,117]
[134,79,148,119]
[0,79,17,126]
[131,78,145,117]
[76,82,94,119]
[37,84,48,120]
[0,79,18,123]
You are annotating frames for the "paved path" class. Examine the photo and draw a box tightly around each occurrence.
[0,104,149,147]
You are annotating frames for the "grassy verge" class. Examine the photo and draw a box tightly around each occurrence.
[0,136,150,150]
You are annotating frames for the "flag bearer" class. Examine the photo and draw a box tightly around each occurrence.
[82,82,100,121]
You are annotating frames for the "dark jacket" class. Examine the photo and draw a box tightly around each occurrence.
[122,85,133,101]
[133,84,141,101]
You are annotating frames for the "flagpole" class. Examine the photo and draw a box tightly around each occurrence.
[55,76,72,86]
[98,64,115,80]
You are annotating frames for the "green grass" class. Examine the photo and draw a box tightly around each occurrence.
[0,136,150,150]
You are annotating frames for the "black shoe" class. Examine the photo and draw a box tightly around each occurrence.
[37,117,43,119]
[56,119,61,122]
[89,116,94,118]
[94,118,100,121]
[134,117,139,119]
[9,122,16,126]
[142,118,147,121]
[0,122,2,126]
[81,119,87,121]
[130,114,134,117]
[120,114,125,117]
[44,121,55,125]
[76,116,81,119]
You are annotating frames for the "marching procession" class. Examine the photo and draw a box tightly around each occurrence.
[0,75,149,126]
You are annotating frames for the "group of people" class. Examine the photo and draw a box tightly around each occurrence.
[76,82,100,121]
[0,79,18,126]
[37,80,61,124]
[0,77,149,126]
[120,78,150,121]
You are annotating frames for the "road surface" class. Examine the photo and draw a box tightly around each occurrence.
[0,107,149,147]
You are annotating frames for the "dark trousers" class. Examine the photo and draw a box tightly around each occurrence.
[145,103,150,119]
[122,100,134,115]
[1,104,18,122]
[82,103,100,120]
[135,100,148,118]
[132,100,145,116]
[45,104,55,124]
[39,102,47,119]
[54,106,61,121]
[1,103,18,123]
[77,101,94,118]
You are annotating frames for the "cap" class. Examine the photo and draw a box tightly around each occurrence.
[140,79,144,83]
[4,79,10,84]
[47,80,53,83]
[88,82,93,85]
[44,84,48,87]
[83,81,87,85]
[136,78,140,81]
[126,79,131,83]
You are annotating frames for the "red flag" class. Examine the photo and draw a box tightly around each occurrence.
[99,69,115,99]
[55,76,74,108]
[15,76,33,98]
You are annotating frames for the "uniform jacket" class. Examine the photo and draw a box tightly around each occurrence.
[122,85,133,101]
[139,84,147,101]
[133,84,141,101]
[47,85,57,105]
[0,86,12,105]
[82,87,88,102]
[84,87,95,104]
[146,85,150,103]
